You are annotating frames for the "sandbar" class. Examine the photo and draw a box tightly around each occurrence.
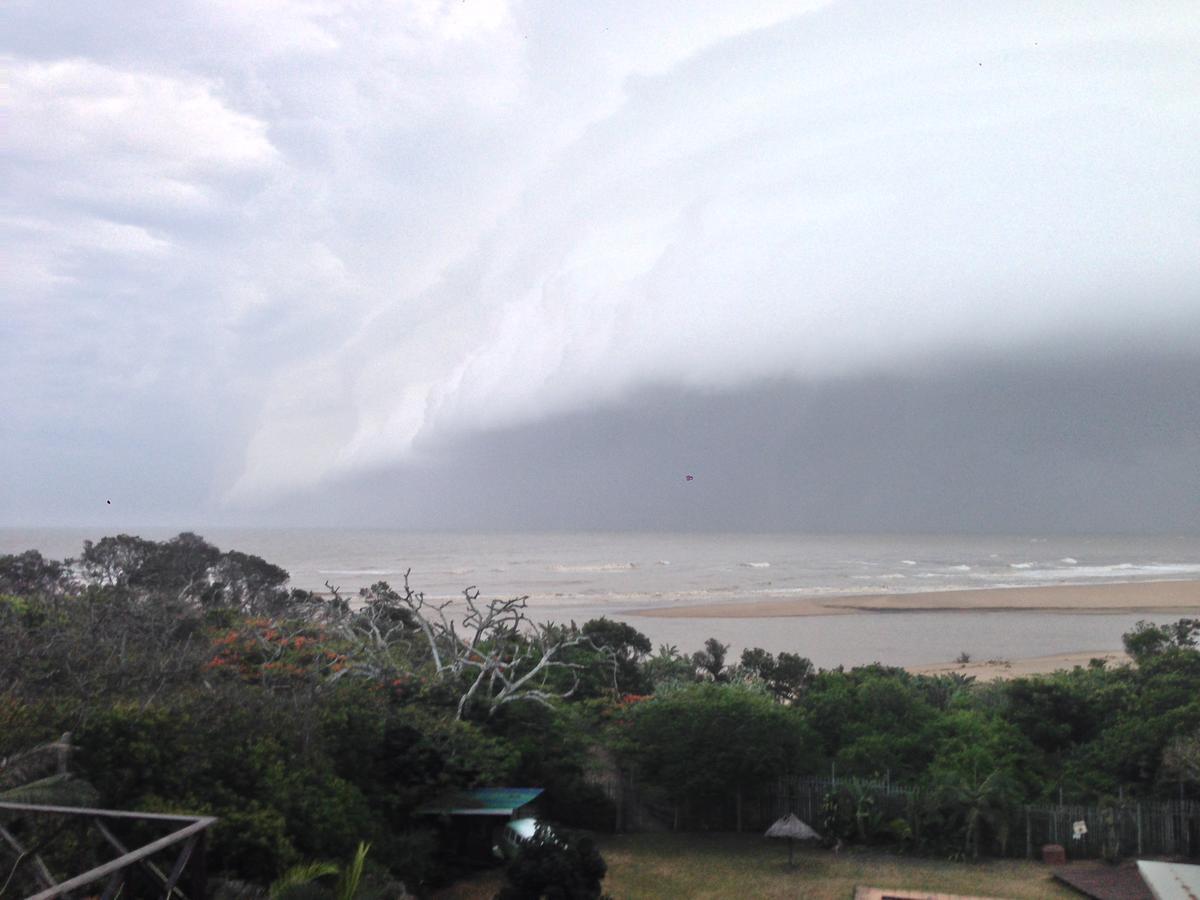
[626,579,1200,618]
[907,650,1130,681]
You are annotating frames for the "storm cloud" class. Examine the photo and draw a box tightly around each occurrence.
[3,1,1198,529]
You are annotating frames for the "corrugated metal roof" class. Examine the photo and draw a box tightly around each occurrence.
[417,787,543,816]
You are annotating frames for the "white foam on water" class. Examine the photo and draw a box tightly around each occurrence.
[740,561,771,568]
[550,562,637,573]
[1060,558,1078,565]
[317,568,400,576]
[1012,562,1200,581]
[1009,562,1035,569]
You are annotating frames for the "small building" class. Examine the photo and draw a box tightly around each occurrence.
[417,787,544,862]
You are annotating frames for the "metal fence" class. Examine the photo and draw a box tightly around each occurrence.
[1021,799,1199,860]
[601,771,1200,860]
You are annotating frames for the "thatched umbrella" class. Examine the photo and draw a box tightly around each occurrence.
[765,813,821,866]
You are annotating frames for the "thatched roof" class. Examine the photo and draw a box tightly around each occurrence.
[765,813,820,841]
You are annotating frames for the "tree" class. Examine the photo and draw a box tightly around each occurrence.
[934,767,1020,860]
[0,550,68,596]
[621,683,815,831]
[641,644,694,689]
[805,667,938,780]
[581,618,651,694]
[1123,618,1200,663]
[1162,729,1200,785]
[739,648,814,703]
[691,638,729,682]
[336,572,610,719]
[81,532,219,597]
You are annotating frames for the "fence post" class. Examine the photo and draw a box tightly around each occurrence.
[1136,802,1142,856]
[615,770,624,833]
[1025,807,1032,859]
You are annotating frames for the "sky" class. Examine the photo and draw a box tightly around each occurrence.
[3,1,1199,532]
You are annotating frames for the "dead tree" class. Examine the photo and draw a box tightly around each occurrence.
[336,571,613,719]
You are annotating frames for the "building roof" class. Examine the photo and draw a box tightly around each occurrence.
[1137,861,1200,900]
[417,787,544,816]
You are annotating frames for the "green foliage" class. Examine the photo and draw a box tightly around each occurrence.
[270,862,339,899]
[806,666,938,780]
[641,644,694,689]
[0,550,66,596]
[932,767,1021,860]
[739,648,815,703]
[622,682,816,826]
[267,841,373,900]
[335,842,370,900]
[0,773,99,806]
[581,618,651,694]
[7,532,1200,892]
[691,637,730,682]
[496,825,608,900]
[1123,618,1200,663]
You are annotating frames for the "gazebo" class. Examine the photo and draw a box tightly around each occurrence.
[765,812,821,866]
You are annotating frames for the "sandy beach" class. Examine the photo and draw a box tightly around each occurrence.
[620,579,1200,678]
[627,579,1200,618]
[907,650,1130,681]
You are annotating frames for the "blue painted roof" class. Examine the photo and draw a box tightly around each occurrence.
[418,787,543,816]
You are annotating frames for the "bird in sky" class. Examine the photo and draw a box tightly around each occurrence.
[684,474,694,482]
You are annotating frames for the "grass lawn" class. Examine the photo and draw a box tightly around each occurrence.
[433,832,1077,898]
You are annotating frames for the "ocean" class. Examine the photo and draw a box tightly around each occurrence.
[4,529,1199,668]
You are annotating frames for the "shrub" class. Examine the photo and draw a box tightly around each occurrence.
[496,825,608,900]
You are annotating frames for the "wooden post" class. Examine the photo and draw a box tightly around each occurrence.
[628,769,635,832]
[1025,807,1032,860]
[736,788,743,833]
[614,772,623,833]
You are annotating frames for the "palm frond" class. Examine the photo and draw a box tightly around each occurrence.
[269,862,338,899]
[334,842,370,900]
[0,773,99,807]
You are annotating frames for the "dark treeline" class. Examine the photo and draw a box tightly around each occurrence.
[1,534,1198,895]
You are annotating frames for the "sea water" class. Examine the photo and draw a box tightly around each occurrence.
[3,529,1198,668]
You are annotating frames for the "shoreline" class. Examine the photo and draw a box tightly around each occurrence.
[624,578,1200,619]
[906,649,1130,681]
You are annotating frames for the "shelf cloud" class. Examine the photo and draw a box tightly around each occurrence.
[3,1,1198,526]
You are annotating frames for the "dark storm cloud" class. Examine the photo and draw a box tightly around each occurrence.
[262,345,1200,534]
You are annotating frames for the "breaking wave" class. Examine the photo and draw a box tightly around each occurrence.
[550,562,637,573]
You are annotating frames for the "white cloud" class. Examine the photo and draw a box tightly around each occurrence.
[2,55,280,313]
